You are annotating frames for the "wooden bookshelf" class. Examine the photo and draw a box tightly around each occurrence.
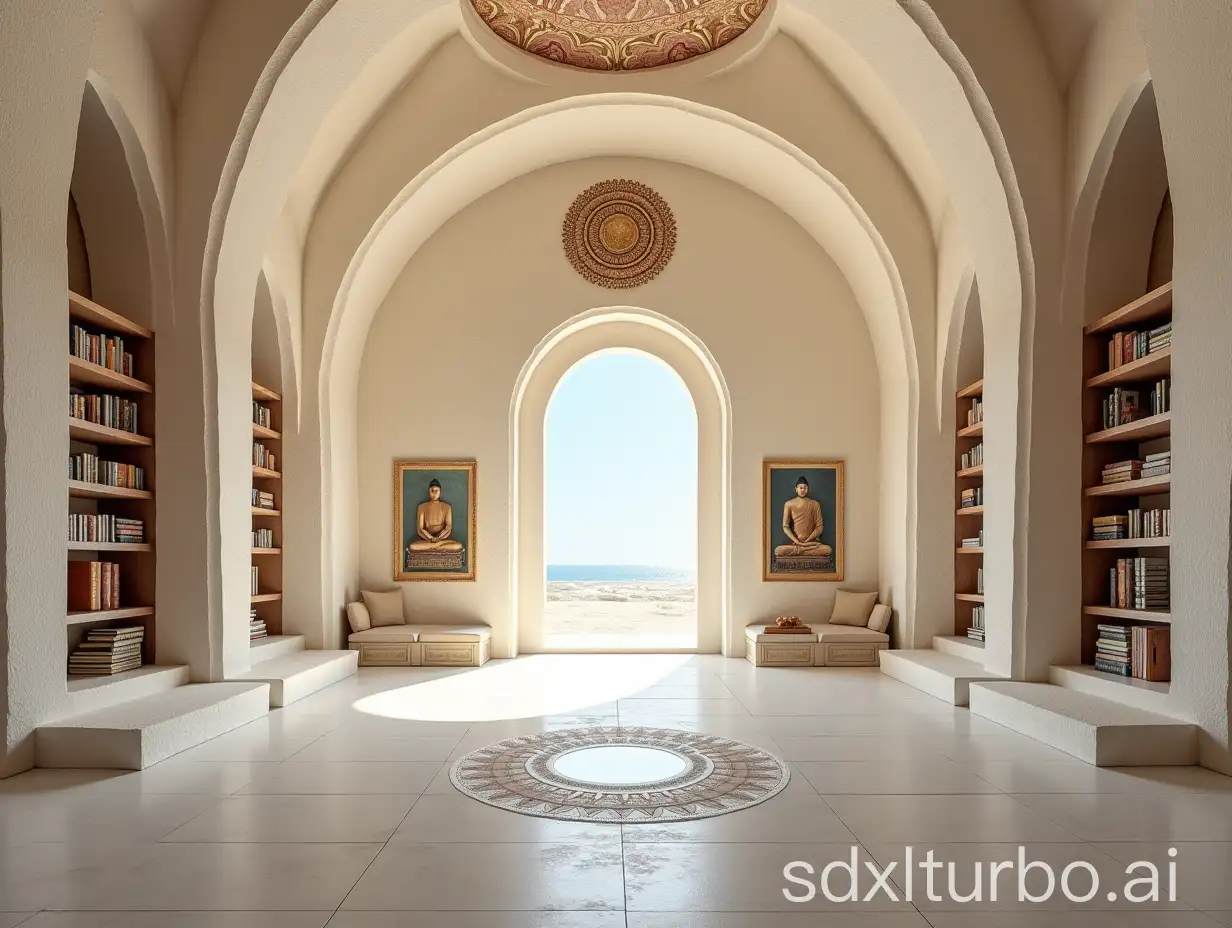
[66,290,157,674]
[1077,284,1172,682]
[955,378,985,642]
[251,381,283,640]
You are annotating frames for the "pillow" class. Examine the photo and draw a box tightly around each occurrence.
[829,589,879,626]
[867,603,892,633]
[361,589,406,627]
[345,601,371,633]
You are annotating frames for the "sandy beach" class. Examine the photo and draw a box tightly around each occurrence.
[544,580,697,639]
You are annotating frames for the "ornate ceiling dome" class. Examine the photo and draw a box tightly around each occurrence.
[470,0,770,72]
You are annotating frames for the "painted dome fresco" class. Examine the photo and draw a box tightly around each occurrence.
[470,0,771,71]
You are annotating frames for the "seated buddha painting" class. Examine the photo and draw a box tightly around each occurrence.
[763,460,845,582]
[393,460,477,581]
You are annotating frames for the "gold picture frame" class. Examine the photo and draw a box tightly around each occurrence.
[763,459,845,582]
[393,460,477,582]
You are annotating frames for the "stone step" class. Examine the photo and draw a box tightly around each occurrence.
[235,649,358,707]
[249,634,305,662]
[932,634,987,662]
[879,649,1004,705]
[969,681,1198,766]
[36,682,270,770]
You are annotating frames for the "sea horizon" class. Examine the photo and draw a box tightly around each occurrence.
[546,564,696,582]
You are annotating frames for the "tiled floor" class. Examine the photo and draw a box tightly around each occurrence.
[2,654,1231,927]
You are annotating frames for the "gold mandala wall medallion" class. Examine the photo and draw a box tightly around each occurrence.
[563,180,677,289]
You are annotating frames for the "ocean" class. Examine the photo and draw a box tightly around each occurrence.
[546,565,695,582]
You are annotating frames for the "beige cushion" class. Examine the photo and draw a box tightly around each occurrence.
[348,626,419,643]
[744,624,817,644]
[412,625,492,643]
[346,601,372,633]
[361,589,406,627]
[867,603,892,634]
[813,623,889,644]
[829,589,879,626]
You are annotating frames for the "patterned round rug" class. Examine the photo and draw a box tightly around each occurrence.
[449,726,790,822]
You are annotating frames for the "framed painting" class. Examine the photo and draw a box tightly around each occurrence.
[393,460,477,581]
[763,460,845,581]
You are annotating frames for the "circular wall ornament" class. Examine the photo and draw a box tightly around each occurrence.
[449,726,790,822]
[562,180,676,289]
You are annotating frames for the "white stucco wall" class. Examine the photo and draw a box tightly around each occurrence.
[355,159,881,656]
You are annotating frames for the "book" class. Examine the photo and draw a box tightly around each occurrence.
[1132,626,1171,682]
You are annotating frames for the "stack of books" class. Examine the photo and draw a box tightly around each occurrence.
[68,514,144,545]
[960,529,984,549]
[1106,322,1171,368]
[68,453,145,489]
[960,487,983,509]
[966,397,983,427]
[252,528,276,549]
[251,488,276,510]
[1131,625,1172,682]
[249,609,267,641]
[967,606,985,642]
[1091,515,1127,541]
[1101,459,1142,485]
[71,324,134,376]
[253,442,277,471]
[251,565,260,596]
[1148,320,1172,354]
[69,391,140,433]
[1125,507,1170,538]
[68,625,144,676]
[1094,624,1132,676]
[960,443,984,471]
[253,402,273,428]
[1142,450,1171,478]
[67,561,121,611]
[1109,557,1169,610]
[1101,388,1143,429]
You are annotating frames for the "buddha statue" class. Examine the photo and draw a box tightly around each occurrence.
[408,479,464,554]
[774,476,833,558]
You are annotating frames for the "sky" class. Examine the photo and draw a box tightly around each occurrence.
[545,350,698,569]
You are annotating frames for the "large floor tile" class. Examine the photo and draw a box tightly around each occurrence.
[86,761,270,795]
[1014,794,1232,841]
[327,913,626,927]
[340,842,625,911]
[0,917,31,928]
[1206,913,1232,927]
[797,759,1000,794]
[621,775,854,843]
[45,842,383,911]
[0,794,224,846]
[19,915,332,928]
[392,792,622,843]
[822,795,1082,843]
[290,735,463,763]
[623,842,910,912]
[1097,842,1232,910]
[161,794,416,843]
[237,761,442,795]
[772,736,955,762]
[628,915,931,927]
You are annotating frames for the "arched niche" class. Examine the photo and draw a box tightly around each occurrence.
[512,309,731,655]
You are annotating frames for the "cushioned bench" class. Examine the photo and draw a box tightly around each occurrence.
[744,623,889,667]
[348,625,491,667]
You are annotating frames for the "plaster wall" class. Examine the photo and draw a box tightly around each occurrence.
[296,33,937,654]
[356,160,881,656]
[1132,0,1232,773]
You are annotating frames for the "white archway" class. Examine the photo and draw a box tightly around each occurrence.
[512,309,731,654]
[318,98,915,657]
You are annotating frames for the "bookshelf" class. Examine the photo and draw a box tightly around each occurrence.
[1078,281,1173,687]
[955,378,985,646]
[67,290,157,676]
[251,381,283,642]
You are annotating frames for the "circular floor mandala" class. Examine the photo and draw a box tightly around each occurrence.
[449,726,790,823]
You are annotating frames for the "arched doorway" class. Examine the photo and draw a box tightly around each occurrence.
[512,308,730,655]
[543,349,699,650]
